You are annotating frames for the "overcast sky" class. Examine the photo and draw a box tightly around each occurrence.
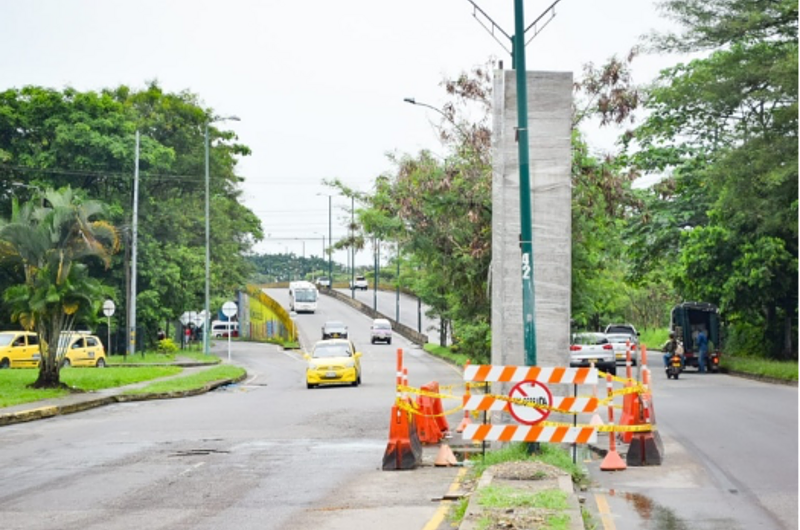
[1,0,674,267]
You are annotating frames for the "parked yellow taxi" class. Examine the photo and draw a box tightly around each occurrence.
[0,331,42,369]
[304,339,362,389]
[59,332,107,368]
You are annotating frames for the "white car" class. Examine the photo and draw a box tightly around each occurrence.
[605,333,639,366]
[350,276,369,291]
[315,277,331,288]
[569,332,616,375]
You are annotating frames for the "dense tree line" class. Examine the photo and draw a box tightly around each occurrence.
[0,0,794,387]
[0,83,262,386]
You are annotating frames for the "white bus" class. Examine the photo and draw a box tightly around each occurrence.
[289,281,318,313]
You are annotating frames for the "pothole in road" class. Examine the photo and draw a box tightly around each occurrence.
[170,449,231,457]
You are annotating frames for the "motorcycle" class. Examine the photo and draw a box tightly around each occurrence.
[666,353,682,379]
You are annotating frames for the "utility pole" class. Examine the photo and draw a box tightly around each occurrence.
[513,0,536,367]
[466,0,562,366]
[328,195,332,287]
[129,131,140,357]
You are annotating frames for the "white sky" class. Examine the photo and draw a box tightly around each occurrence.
[0,0,674,267]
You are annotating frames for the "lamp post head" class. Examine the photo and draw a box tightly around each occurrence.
[403,97,416,105]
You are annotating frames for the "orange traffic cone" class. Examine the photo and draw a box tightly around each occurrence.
[434,443,458,467]
[600,448,627,471]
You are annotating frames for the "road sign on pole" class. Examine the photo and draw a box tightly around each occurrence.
[103,300,115,356]
[508,380,552,425]
[221,301,237,362]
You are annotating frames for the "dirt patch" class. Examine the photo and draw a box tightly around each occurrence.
[488,461,569,481]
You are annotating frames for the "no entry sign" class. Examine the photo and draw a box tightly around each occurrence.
[508,380,553,425]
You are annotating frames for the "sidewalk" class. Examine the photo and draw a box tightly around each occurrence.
[0,359,237,427]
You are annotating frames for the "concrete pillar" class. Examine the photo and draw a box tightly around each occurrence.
[491,70,572,370]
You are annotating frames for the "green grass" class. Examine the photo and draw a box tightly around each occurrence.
[722,355,798,381]
[108,348,219,364]
[0,366,183,407]
[640,328,668,350]
[423,342,471,366]
[123,365,245,394]
[478,484,568,510]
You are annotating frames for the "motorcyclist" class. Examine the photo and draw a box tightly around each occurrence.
[662,331,679,368]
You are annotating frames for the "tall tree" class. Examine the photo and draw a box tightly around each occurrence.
[0,187,117,387]
[0,83,263,343]
[629,0,798,357]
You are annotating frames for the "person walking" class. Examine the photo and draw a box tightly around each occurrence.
[696,328,708,373]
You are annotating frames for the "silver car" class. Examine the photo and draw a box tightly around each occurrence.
[569,332,616,375]
[370,318,392,345]
[605,333,639,366]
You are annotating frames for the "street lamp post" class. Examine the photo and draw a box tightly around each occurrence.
[204,115,240,357]
[328,195,332,288]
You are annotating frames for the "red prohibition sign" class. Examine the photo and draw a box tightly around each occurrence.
[508,380,553,425]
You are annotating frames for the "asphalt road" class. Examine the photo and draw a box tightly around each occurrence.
[0,290,465,530]
[585,366,798,530]
[329,287,446,343]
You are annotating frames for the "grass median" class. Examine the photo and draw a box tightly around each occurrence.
[0,366,183,408]
[123,365,246,395]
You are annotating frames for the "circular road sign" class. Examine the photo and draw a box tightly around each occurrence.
[508,380,553,425]
[102,299,116,317]
[221,301,237,318]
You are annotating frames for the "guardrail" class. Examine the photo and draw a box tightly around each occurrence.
[320,288,429,346]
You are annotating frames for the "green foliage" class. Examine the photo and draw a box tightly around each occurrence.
[157,338,179,354]
[0,186,117,387]
[723,320,772,357]
[0,82,262,354]
[627,0,798,359]
[722,355,798,381]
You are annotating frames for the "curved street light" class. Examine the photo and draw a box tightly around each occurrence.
[204,115,240,356]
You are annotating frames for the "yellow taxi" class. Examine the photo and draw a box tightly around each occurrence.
[0,331,42,369]
[304,339,362,389]
[59,332,107,368]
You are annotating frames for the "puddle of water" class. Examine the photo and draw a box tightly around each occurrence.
[609,489,691,530]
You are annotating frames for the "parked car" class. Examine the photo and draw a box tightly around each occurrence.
[569,332,616,375]
[321,320,348,340]
[59,332,107,368]
[0,331,41,369]
[370,318,393,345]
[605,333,639,366]
[304,339,362,388]
[350,275,369,291]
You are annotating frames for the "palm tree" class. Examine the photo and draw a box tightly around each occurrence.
[0,187,118,388]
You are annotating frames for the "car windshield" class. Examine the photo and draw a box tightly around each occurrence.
[606,326,633,334]
[0,335,15,346]
[573,333,607,345]
[313,343,353,358]
[295,289,317,302]
[325,321,345,329]
[606,334,634,344]
[374,322,391,330]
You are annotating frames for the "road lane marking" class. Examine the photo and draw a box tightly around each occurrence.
[595,492,616,530]
[179,462,205,476]
[422,467,467,530]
